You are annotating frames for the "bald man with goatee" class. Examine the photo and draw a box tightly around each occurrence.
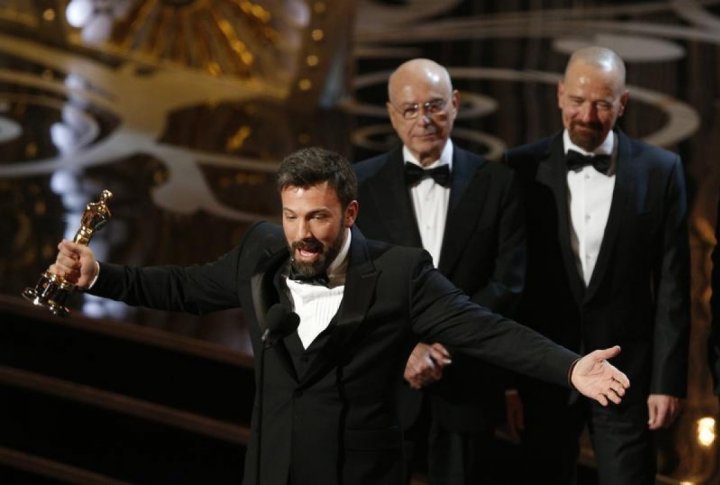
[354,58,526,485]
[504,46,690,485]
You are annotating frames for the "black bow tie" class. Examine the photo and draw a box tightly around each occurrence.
[565,150,611,175]
[404,162,452,187]
[287,263,329,286]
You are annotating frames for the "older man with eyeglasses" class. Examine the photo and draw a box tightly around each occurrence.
[353,58,526,485]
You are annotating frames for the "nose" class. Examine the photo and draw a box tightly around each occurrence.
[418,111,432,126]
[578,102,598,122]
[296,219,312,241]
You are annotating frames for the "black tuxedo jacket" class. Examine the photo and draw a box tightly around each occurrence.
[90,222,576,485]
[504,130,690,404]
[354,144,525,430]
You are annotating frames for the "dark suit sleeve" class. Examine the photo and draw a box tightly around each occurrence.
[651,156,691,397]
[469,168,525,317]
[710,198,720,395]
[407,251,577,388]
[88,223,270,314]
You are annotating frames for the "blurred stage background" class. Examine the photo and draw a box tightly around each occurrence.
[0,1,718,483]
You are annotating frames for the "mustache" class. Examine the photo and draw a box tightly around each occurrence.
[291,238,324,252]
[572,120,603,131]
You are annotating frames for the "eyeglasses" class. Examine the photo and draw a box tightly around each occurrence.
[390,98,450,120]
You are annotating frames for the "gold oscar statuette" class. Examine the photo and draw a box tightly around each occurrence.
[22,190,113,316]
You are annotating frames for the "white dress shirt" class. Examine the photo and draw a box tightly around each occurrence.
[565,130,616,286]
[404,141,453,267]
[286,228,351,348]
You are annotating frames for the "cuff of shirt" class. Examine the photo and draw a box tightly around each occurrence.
[85,261,101,290]
[567,358,580,390]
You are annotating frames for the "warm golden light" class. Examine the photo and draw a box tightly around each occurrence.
[42,9,56,21]
[697,417,716,447]
[226,126,252,152]
[298,79,312,91]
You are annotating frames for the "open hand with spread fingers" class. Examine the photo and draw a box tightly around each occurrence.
[570,345,630,406]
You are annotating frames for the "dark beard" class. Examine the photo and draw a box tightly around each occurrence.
[569,121,605,152]
[290,229,345,279]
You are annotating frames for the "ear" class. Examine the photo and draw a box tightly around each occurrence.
[387,101,401,132]
[450,89,460,112]
[557,80,565,109]
[618,89,630,117]
[344,200,359,227]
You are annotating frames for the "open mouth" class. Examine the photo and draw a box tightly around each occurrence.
[293,240,323,260]
[297,248,319,260]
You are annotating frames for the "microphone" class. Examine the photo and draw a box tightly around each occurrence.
[261,303,300,348]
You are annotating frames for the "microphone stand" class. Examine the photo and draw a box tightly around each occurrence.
[254,305,299,485]
[256,336,270,485]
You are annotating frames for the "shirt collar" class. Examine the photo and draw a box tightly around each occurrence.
[563,130,614,157]
[326,227,352,286]
[403,139,454,171]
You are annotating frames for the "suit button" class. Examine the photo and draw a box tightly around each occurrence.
[294,390,303,398]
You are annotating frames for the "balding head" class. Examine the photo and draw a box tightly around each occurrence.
[564,46,626,96]
[558,46,629,151]
[388,59,453,101]
[386,58,459,166]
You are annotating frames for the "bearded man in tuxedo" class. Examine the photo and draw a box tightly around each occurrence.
[50,146,630,485]
[504,46,690,485]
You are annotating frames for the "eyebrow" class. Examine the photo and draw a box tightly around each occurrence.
[282,207,331,216]
[400,97,445,106]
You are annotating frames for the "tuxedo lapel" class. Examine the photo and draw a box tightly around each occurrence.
[447,147,478,211]
[584,131,635,301]
[298,227,379,389]
[537,136,586,304]
[366,147,423,247]
[249,235,298,381]
[438,148,488,273]
[250,236,289,332]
